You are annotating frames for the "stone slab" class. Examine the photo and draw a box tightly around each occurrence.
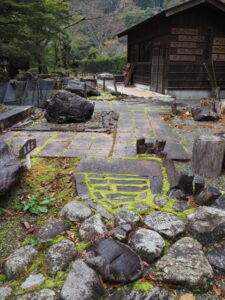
[76,159,161,178]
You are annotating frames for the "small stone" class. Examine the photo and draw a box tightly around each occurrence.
[154,195,168,208]
[58,200,92,222]
[144,212,185,238]
[169,188,187,200]
[195,186,221,206]
[46,239,76,276]
[156,237,214,290]
[0,286,12,300]
[207,242,225,275]
[173,200,190,212]
[128,229,165,263]
[79,214,107,241]
[87,200,113,219]
[187,206,225,245]
[178,170,194,195]
[114,209,140,226]
[61,260,105,300]
[38,219,70,240]
[4,246,38,280]
[145,287,174,300]
[113,228,127,242]
[12,288,56,300]
[84,239,143,283]
[21,272,45,289]
[211,194,225,210]
[135,203,150,212]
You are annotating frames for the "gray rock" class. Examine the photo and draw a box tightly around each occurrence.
[12,288,56,300]
[207,242,225,275]
[211,194,225,210]
[21,272,45,289]
[58,200,92,222]
[0,286,12,300]
[192,106,219,121]
[173,200,190,212]
[135,203,150,212]
[61,260,105,300]
[107,287,174,300]
[46,239,76,276]
[195,186,221,206]
[84,238,143,283]
[63,78,100,97]
[154,196,168,208]
[38,219,70,240]
[187,206,225,245]
[128,229,165,263]
[156,237,214,290]
[114,209,140,226]
[168,188,187,200]
[113,223,132,242]
[79,214,107,241]
[144,212,185,238]
[0,139,23,197]
[4,246,37,280]
[98,73,114,80]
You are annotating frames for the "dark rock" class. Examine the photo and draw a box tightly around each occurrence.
[128,229,165,263]
[46,239,76,276]
[4,246,37,280]
[63,78,100,97]
[114,209,140,226]
[207,242,225,275]
[38,219,70,240]
[45,90,94,124]
[98,73,114,80]
[168,188,187,200]
[178,170,194,195]
[194,177,205,195]
[144,211,185,238]
[79,214,107,241]
[84,239,143,283]
[187,206,225,245]
[12,288,56,300]
[192,106,219,121]
[0,139,23,197]
[113,223,132,242]
[195,186,221,206]
[154,195,168,208]
[173,200,190,212]
[61,260,105,300]
[58,200,92,222]
[211,194,225,210]
[156,237,214,290]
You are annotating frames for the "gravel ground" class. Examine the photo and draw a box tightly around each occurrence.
[165,111,225,192]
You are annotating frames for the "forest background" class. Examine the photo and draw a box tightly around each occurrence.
[1,0,224,75]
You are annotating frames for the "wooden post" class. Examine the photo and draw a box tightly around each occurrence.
[114,79,118,96]
[103,79,106,91]
[84,82,87,99]
[192,135,225,178]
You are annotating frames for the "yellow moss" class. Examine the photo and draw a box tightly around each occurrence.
[76,241,91,254]
[132,281,154,292]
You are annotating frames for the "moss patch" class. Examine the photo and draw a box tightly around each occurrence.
[132,281,154,292]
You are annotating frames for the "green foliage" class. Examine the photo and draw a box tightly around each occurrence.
[122,6,157,27]
[81,54,126,74]
[12,194,55,215]
[22,237,53,247]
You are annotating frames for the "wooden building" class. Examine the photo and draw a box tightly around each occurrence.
[118,0,225,99]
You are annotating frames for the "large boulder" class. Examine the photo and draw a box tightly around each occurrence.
[58,200,92,222]
[45,90,94,124]
[192,106,219,121]
[61,260,105,300]
[155,237,214,290]
[79,214,107,241]
[187,206,225,245]
[84,238,143,284]
[0,139,23,197]
[63,78,100,97]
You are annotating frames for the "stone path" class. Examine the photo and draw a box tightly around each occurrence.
[1,101,190,160]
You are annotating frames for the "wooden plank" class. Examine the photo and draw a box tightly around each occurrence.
[170,41,197,48]
[171,28,198,35]
[169,55,196,61]
[212,54,225,61]
[178,35,205,42]
[177,48,203,55]
[214,38,225,46]
[212,46,225,54]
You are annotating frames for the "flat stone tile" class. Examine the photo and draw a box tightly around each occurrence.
[39,142,68,157]
[76,158,161,178]
[68,138,92,149]
[87,200,113,219]
[116,132,135,144]
[63,149,109,158]
[112,144,136,158]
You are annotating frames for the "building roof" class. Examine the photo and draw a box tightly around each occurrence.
[118,0,225,37]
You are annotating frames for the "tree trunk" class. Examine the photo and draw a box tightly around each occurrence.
[192,135,225,178]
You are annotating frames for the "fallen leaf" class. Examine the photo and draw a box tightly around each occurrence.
[179,293,196,300]
[213,285,222,296]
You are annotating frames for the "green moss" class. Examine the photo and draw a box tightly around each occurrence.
[76,241,91,254]
[163,240,171,255]
[0,273,6,284]
[132,281,154,292]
